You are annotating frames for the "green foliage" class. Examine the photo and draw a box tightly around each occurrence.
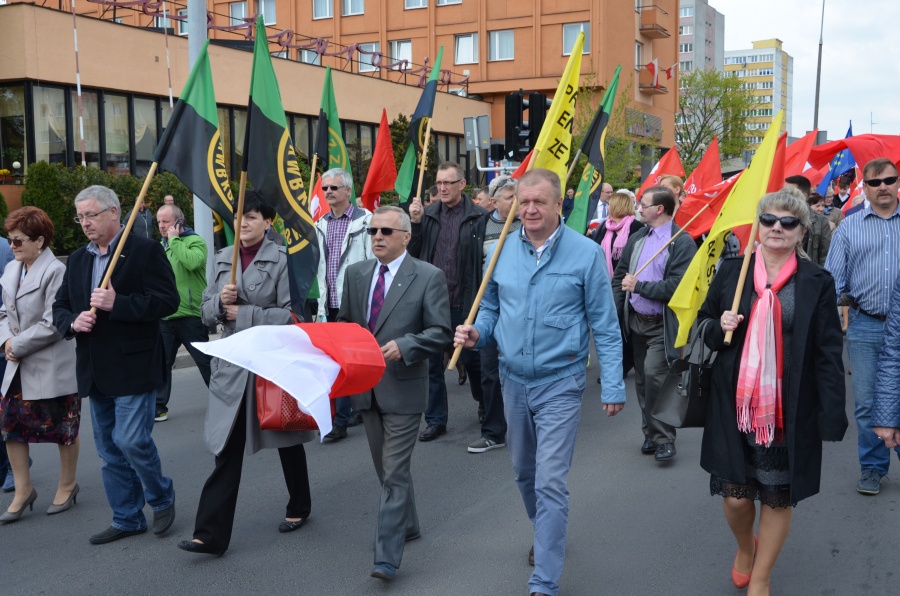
[677,68,755,172]
[146,171,194,225]
[0,190,8,230]
[21,162,77,254]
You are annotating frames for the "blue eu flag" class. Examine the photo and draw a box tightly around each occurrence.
[816,122,856,195]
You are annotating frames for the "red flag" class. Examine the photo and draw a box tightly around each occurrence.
[807,134,900,172]
[784,129,818,177]
[645,59,659,87]
[675,172,742,239]
[637,146,685,200]
[310,173,327,221]
[360,109,398,212]
[511,149,534,179]
[664,63,677,80]
[683,137,721,195]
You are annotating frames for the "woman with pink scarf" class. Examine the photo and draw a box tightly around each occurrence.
[696,188,847,596]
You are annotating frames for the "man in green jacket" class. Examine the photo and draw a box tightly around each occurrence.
[155,204,212,421]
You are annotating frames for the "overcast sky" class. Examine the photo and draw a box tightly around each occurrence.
[714,0,899,141]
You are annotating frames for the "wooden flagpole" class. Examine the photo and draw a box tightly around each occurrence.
[723,216,759,345]
[564,149,582,189]
[229,170,248,285]
[631,204,711,277]
[415,118,434,200]
[447,150,539,371]
[89,162,159,313]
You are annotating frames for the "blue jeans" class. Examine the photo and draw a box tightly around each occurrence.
[847,310,900,475]
[90,390,175,530]
[502,372,585,596]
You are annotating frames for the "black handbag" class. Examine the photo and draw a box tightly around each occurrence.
[652,318,717,428]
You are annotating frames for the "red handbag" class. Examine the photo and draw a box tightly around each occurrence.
[256,376,336,431]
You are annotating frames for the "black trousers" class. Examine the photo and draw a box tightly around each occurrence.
[192,397,312,551]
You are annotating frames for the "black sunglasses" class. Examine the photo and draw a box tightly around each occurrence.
[366,227,407,236]
[864,176,899,188]
[322,185,347,192]
[8,237,31,247]
[759,213,802,230]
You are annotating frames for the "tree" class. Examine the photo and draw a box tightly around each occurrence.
[677,68,755,171]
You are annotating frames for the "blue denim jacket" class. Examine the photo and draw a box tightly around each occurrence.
[473,221,626,403]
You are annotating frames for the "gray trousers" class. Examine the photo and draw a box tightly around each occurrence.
[629,315,676,444]
[361,398,421,568]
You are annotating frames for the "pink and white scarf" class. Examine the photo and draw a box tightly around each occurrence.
[600,215,635,278]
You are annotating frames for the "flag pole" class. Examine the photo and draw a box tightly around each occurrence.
[724,217,760,345]
[89,162,159,313]
[448,150,539,371]
[308,153,318,197]
[631,204,711,277]
[229,170,248,285]
[564,149,582,188]
[415,118,434,200]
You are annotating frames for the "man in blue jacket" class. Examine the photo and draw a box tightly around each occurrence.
[454,168,625,596]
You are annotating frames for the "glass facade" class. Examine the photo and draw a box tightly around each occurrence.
[0,85,26,172]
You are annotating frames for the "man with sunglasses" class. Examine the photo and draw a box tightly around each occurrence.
[408,161,487,442]
[613,186,697,463]
[314,168,373,441]
[825,157,900,496]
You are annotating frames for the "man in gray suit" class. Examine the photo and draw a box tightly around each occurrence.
[337,206,451,582]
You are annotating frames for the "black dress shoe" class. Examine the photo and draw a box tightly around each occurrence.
[655,443,676,462]
[89,525,147,545]
[278,518,306,533]
[641,438,657,454]
[457,363,467,385]
[324,427,348,441]
[152,503,175,535]
[531,593,552,596]
[177,539,225,556]
[418,425,446,442]
[528,545,534,566]
[405,531,421,542]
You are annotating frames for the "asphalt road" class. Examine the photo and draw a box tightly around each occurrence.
[3,349,898,595]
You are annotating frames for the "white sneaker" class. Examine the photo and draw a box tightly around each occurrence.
[155,411,168,422]
[467,437,505,453]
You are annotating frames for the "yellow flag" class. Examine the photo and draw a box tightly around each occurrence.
[668,111,785,347]
[532,32,584,186]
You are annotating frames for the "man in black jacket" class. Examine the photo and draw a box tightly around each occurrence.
[408,162,486,441]
[53,185,179,545]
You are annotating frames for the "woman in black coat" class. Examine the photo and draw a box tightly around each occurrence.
[697,189,847,596]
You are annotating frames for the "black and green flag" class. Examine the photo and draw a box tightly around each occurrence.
[566,65,621,234]
[153,40,234,246]
[395,46,443,203]
[243,16,319,314]
[313,66,354,199]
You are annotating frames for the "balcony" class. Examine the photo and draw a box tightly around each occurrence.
[638,68,668,95]
[639,5,670,39]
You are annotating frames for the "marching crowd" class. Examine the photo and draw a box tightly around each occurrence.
[0,156,899,596]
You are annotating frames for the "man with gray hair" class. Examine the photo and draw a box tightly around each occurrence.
[53,185,179,545]
[315,167,373,440]
[154,203,212,422]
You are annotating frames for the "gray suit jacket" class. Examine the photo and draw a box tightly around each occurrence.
[338,254,451,414]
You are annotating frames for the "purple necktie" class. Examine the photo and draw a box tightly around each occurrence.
[368,264,389,331]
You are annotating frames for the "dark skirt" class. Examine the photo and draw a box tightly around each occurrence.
[710,432,792,508]
[0,373,81,445]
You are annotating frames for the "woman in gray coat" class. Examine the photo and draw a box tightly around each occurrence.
[0,207,79,522]
[178,193,314,556]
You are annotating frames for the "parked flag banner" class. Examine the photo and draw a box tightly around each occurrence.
[153,40,234,245]
[360,109,398,212]
[668,111,785,347]
[636,146,685,200]
[243,16,319,314]
[532,31,584,187]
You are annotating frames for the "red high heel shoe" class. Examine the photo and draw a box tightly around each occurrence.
[731,535,758,589]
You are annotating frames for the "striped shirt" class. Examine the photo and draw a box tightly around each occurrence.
[86,226,125,289]
[824,203,900,316]
[323,204,354,309]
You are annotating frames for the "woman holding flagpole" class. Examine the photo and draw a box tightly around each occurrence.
[696,188,846,595]
[178,191,314,556]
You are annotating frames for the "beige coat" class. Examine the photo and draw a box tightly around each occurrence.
[200,239,315,456]
[0,249,77,400]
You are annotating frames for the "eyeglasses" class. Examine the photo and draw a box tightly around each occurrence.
[366,227,407,236]
[435,179,462,187]
[73,208,110,224]
[638,202,658,210]
[8,237,31,247]
[864,176,899,188]
[321,185,347,192]
[759,213,802,230]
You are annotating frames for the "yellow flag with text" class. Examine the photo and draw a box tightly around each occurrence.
[668,111,785,347]
[532,32,584,186]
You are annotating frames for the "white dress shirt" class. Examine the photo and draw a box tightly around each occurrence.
[367,251,407,317]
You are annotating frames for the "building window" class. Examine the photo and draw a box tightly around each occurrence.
[0,85,27,172]
[229,1,247,25]
[33,86,68,165]
[679,43,693,53]
[634,41,643,69]
[454,33,478,65]
[261,0,276,25]
[562,23,589,56]
[271,50,288,59]
[390,39,412,69]
[679,6,693,17]
[489,30,514,61]
[358,42,379,72]
[300,49,322,65]
[176,9,187,35]
[133,97,157,178]
[111,17,123,23]
[437,0,460,4]
[679,24,693,35]
[313,0,333,19]
[343,0,363,16]
[70,89,101,167]
[679,60,693,72]
[104,93,130,174]
[405,0,426,8]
